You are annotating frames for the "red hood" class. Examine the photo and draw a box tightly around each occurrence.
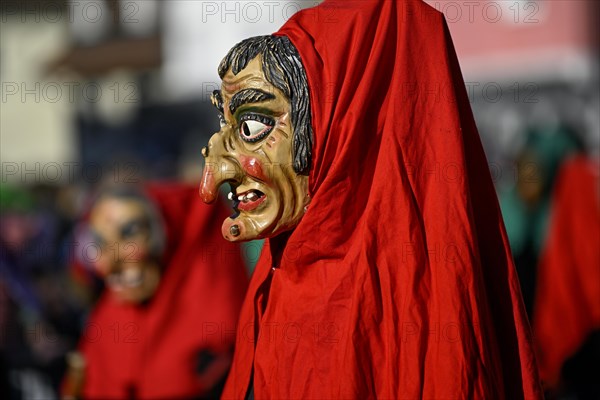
[223,0,542,398]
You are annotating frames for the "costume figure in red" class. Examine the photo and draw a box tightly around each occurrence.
[533,156,600,393]
[65,183,248,399]
[200,1,543,398]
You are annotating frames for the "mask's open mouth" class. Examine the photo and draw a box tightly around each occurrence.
[228,188,266,213]
[107,268,143,290]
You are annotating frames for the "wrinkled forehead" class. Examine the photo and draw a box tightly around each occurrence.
[215,56,290,115]
[221,56,270,94]
[221,74,272,97]
[90,197,147,238]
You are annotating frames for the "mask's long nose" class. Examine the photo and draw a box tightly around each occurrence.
[199,132,243,203]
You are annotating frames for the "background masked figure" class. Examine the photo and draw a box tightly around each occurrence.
[200,0,542,398]
[63,183,248,399]
[533,156,600,398]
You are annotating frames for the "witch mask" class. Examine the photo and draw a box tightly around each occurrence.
[88,191,164,303]
[200,36,313,242]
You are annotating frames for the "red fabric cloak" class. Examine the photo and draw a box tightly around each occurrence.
[78,183,248,399]
[533,156,600,387]
[222,0,542,398]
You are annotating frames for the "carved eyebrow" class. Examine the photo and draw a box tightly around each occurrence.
[211,90,224,114]
[229,89,275,115]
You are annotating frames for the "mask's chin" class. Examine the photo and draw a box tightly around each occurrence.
[221,199,308,242]
[220,175,309,242]
[221,206,279,242]
[221,179,278,241]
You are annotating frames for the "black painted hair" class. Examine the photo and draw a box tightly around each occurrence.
[218,35,313,176]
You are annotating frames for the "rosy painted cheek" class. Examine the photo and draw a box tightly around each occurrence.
[239,155,271,183]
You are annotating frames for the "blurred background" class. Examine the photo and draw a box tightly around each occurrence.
[1,1,598,399]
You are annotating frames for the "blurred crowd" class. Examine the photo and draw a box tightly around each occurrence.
[1,1,599,399]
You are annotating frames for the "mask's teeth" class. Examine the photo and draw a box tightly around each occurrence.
[238,195,245,201]
[122,268,143,287]
[247,192,258,201]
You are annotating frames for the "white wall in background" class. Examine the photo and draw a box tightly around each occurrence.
[1,14,76,185]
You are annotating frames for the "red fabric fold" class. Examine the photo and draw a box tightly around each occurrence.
[79,183,248,399]
[223,0,542,398]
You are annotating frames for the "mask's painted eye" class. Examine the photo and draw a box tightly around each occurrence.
[119,218,149,240]
[239,114,274,143]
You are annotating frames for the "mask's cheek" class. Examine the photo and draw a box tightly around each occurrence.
[239,154,272,184]
[276,182,298,225]
[276,173,309,232]
[256,129,294,171]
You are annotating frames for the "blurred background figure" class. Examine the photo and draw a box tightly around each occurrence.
[61,183,248,399]
[1,184,85,400]
[0,0,598,399]
[499,124,582,316]
[533,155,600,400]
